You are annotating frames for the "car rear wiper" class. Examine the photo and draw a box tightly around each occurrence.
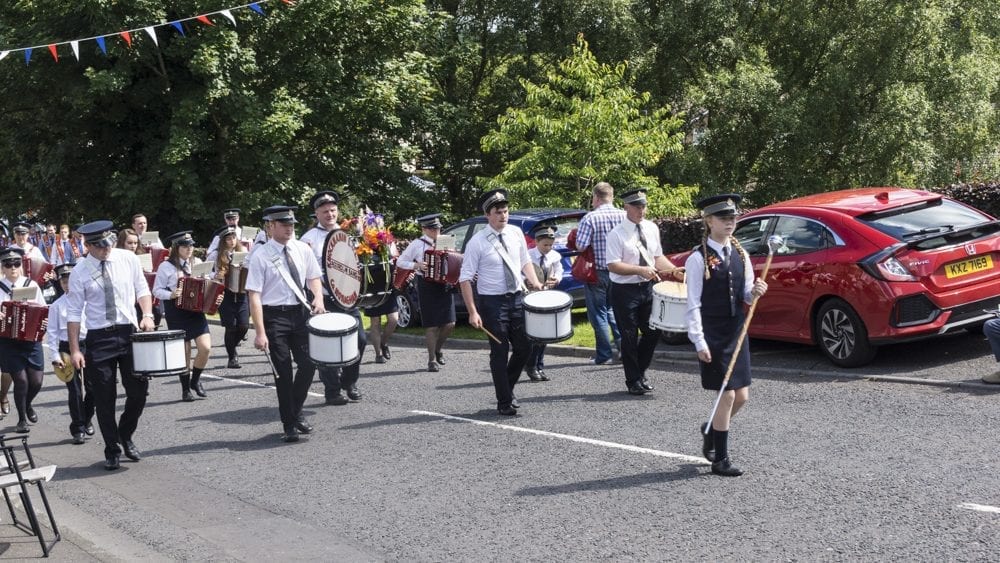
[901,225,954,238]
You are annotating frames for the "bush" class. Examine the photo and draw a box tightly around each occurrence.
[927,182,1000,219]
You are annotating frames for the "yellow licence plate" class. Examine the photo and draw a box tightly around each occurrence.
[944,255,994,279]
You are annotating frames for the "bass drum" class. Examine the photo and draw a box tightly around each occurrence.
[322,229,392,309]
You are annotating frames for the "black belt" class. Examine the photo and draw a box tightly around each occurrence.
[262,304,304,312]
[88,324,133,334]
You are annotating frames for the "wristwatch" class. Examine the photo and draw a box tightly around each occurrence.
[142,313,155,319]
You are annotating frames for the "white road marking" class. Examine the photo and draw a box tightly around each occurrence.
[202,373,325,398]
[410,410,710,465]
[957,502,1000,514]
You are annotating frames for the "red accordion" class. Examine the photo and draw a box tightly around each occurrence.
[176,277,225,315]
[0,301,48,342]
[392,266,414,290]
[144,272,160,307]
[150,248,170,272]
[424,250,463,285]
[22,257,53,287]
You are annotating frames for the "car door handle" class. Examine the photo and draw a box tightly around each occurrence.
[798,263,818,273]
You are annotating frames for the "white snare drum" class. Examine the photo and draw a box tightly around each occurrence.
[650,281,687,332]
[523,290,573,343]
[307,313,359,367]
[131,330,187,377]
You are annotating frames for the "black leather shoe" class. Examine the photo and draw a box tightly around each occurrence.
[227,357,241,369]
[700,423,716,462]
[282,425,300,443]
[346,386,362,401]
[375,354,386,364]
[627,384,649,395]
[122,440,141,461]
[294,418,313,434]
[526,369,541,382]
[105,456,121,470]
[26,407,38,423]
[85,423,95,436]
[182,390,195,402]
[381,345,391,360]
[14,421,29,434]
[435,352,445,365]
[711,458,743,477]
[640,378,653,391]
[537,370,550,381]
[497,405,517,416]
[427,361,440,372]
[192,381,207,398]
[72,433,86,445]
[325,393,349,405]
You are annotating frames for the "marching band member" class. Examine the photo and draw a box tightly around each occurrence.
[47,263,95,444]
[606,189,683,396]
[206,208,251,257]
[116,229,141,254]
[131,213,163,250]
[396,213,456,372]
[11,222,49,264]
[209,225,250,369]
[300,191,367,404]
[66,220,156,470]
[49,224,76,266]
[524,223,563,381]
[39,224,57,263]
[0,247,47,433]
[154,231,213,402]
[459,189,543,416]
[70,226,86,260]
[685,194,767,477]
[246,205,326,442]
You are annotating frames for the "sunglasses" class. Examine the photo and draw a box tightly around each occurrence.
[2,260,22,268]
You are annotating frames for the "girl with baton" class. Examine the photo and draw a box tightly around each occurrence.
[685,194,768,477]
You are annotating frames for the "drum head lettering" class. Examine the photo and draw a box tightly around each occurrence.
[323,230,362,308]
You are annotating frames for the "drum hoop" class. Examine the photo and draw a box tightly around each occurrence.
[307,314,359,336]
[131,329,186,342]
[523,290,572,313]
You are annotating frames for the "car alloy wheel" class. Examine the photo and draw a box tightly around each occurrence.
[815,298,876,367]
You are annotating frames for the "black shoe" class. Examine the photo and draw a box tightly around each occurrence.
[227,357,241,369]
[435,352,445,365]
[627,384,649,395]
[325,393,349,406]
[375,354,386,364]
[526,369,541,382]
[192,379,207,398]
[72,433,86,445]
[85,422,95,436]
[711,458,743,477]
[294,419,313,434]
[26,407,37,423]
[537,370,550,382]
[381,345,391,360]
[282,425,300,443]
[497,405,517,416]
[700,423,716,462]
[427,361,439,372]
[511,397,521,409]
[182,390,195,402]
[640,378,653,391]
[14,421,29,434]
[346,386,362,401]
[105,456,121,470]
[122,440,141,461]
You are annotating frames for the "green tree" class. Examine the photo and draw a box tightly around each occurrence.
[481,34,695,215]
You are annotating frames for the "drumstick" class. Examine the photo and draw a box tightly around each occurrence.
[261,347,280,381]
[480,325,503,344]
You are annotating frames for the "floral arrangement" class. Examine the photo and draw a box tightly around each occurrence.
[706,254,723,271]
[349,212,395,264]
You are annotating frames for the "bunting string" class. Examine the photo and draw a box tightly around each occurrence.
[0,0,296,65]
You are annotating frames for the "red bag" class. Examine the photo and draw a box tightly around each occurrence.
[571,246,598,284]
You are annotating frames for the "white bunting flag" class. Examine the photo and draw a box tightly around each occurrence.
[0,51,8,61]
[221,10,237,26]
[70,41,80,61]
[144,26,158,46]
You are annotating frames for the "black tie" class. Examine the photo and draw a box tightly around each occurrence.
[181,261,191,276]
[101,261,116,322]
[722,246,730,268]
[283,246,302,289]
[636,225,648,266]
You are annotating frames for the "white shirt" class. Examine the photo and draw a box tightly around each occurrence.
[527,247,564,285]
[397,236,435,273]
[606,219,663,284]
[244,238,321,306]
[46,294,88,357]
[206,226,252,257]
[459,224,530,295]
[65,248,149,329]
[152,259,201,301]
[0,275,45,305]
[683,238,756,352]
[13,243,48,264]
[300,225,335,295]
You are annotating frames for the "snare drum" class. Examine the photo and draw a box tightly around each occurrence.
[307,313,359,367]
[131,330,187,377]
[523,290,573,343]
[649,280,687,332]
[322,230,392,309]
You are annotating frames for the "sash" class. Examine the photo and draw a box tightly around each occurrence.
[487,233,526,293]
[266,246,311,310]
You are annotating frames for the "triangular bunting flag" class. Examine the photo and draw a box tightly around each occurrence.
[170,21,186,36]
[0,51,9,61]
[120,31,133,48]
[48,44,59,62]
[221,10,237,26]
[282,0,296,4]
[196,15,215,26]
[71,41,80,61]
[24,48,32,65]
[96,36,107,55]
[248,3,265,15]
[144,26,158,46]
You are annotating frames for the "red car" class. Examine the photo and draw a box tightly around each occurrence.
[668,187,1000,367]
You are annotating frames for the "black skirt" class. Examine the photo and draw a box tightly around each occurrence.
[163,300,210,341]
[417,277,456,327]
[699,313,751,391]
[218,290,250,327]
[364,290,399,317]
[0,338,44,373]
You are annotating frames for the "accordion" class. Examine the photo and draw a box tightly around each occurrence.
[0,301,48,342]
[392,266,414,290]
[424,250,463,285]
[150,248,171,272]
[144,272,161,307]
[22,257,53,287]
[225,264,248,294]
[176,277,225,315]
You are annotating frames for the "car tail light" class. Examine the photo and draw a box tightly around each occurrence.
[859,243,918,282]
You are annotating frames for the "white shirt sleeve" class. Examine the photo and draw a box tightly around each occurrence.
[46,299,63,358]
[153,262,178,301]
[684,251,707,352]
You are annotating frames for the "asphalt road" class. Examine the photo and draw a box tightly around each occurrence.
[5,324,1000,561]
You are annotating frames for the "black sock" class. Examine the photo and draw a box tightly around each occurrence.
[713,429,729,462]
[191,367,203,381]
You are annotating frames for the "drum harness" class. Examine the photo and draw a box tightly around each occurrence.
[487,233,526,294]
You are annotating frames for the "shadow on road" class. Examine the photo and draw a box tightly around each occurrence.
[515,466,704,496]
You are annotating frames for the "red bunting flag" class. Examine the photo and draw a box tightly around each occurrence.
[197,15,215,26]
[48,44,59,62]
[120,31,133,48]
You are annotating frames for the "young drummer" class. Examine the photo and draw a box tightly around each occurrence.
[47,263,95,444]
[524,223,563,381]
[684,194,767,477]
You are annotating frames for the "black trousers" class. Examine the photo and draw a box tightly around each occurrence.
[477,292,530,409]
[610,281,660,386]
[59,340,94,436]
[84,325,148,458]
[262,305,315,426]
[317,294,367,399]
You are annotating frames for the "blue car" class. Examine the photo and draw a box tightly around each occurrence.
[395,208,587,328]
